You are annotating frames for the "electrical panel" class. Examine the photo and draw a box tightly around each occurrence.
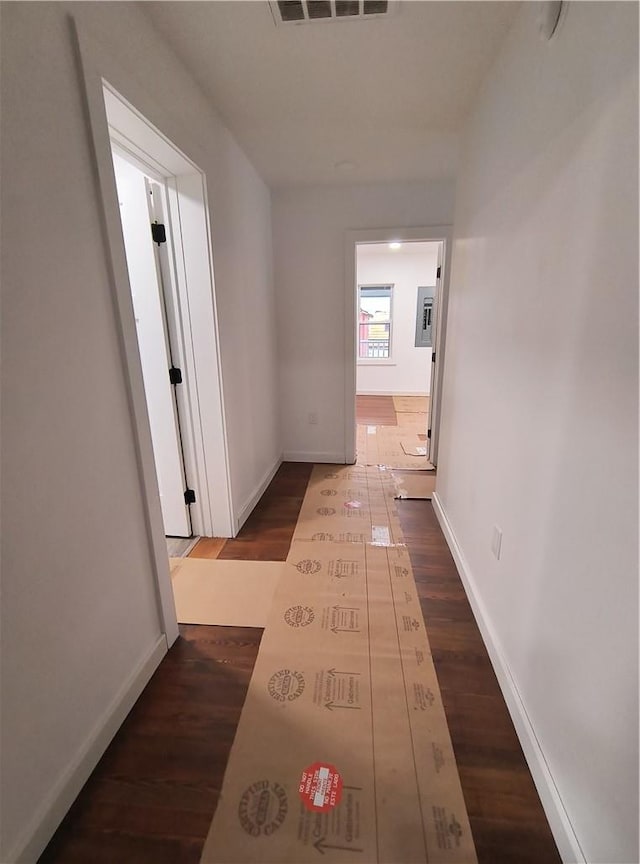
[415,286,435,348]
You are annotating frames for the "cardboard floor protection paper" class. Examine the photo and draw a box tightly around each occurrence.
[357,425,435,471]
[401,439,429,457]
[392,471,437,500]
[169,558,283,627]
[200,465,476,864]
[393,395,429,414]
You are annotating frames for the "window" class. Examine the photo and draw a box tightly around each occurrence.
[358,284,393,359]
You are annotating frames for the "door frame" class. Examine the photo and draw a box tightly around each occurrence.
[426,242,445,463]
[74,21,235,645]
[103,90,233,543]
[110,151,193,538]
[144,175,193,537]
[344,226,452,464]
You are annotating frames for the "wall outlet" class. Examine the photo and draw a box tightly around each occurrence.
[491,526,503,560]
[308,411,318,425]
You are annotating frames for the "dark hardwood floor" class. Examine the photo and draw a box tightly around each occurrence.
[39,427,560,863]
[39,626,263,864]
[398,502,561,864]
[216,462,312,561]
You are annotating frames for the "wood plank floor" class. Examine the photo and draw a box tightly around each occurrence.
[39,436,560,863]
[187,537,225,559]
[191,462,313,562]
[399,501,561,863]
[356,393,398,426]
[39,626,263,864]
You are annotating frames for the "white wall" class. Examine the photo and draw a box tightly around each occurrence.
[0,3,280,860]
[273,181,455,461]
[437,4,638,862]
[356,242,438,395]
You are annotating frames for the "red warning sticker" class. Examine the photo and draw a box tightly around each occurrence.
[298,762,343,812]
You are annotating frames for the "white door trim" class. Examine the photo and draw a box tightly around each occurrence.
[163,170,234,538]
[426,242,444,463]
[73,20,234,646]
[344,226,453,464]
[104,99,234,540]
[106,137,229,542]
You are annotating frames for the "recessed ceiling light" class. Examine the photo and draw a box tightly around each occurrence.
[389,242,402,250]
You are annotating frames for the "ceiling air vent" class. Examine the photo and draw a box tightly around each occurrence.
[271,0,395,26]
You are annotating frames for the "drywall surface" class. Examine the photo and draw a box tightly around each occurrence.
[356,242,438,395]
[437,4,638,862]
[273,181,455,460]
[92,6,278,526]
[0,3,279,859]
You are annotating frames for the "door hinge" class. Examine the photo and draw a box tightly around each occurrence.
[427,428,432,439]
[436,265,441,279]
[432,352,436,363]
[169,366,182,385]
[184,488,196,505]
[151,222,166,245]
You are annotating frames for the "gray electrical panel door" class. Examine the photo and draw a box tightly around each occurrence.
[415,286,435,347]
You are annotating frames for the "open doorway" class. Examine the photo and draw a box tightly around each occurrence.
[76,52,239,640]
[111,150,194,547]
[345,226,451,469]
[102,84,234,554]
[356,241,441,456]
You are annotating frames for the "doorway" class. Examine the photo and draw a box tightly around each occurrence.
[76,69,238,641]
[356,239,440,404]
[345,227,452,466]
[111,151,192,539]
[101,83,234,544]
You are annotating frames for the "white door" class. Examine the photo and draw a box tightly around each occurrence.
[426,242,444,463]
[112,152,191,537]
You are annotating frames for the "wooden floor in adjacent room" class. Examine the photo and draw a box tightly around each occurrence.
[39,398,561,864]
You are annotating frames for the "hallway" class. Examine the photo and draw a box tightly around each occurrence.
[39,428,560,863]
[3,4,637,862]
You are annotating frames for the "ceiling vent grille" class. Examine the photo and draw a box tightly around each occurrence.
[271,0,395,26]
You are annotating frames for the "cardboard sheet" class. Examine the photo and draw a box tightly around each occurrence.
[358,425,435,470]
[292,466,404,547]
[393,471,437,500]
[200,465,476,864]
[393,395,429,413]
[401,439,428,457]
[397,411,428,429]
[169,557,283,627]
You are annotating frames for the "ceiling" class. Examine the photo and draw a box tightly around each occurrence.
[358,240,438,257]
[142,1,519,189]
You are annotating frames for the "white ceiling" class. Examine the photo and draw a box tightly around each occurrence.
[358,240,438,257]
[142,1,519,189]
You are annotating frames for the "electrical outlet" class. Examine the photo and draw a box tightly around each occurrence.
[308,411,318,425]
[491,526,503,560]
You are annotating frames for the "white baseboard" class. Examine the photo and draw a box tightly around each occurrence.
[235,454,283,534]
[431,491,586,864]
[7,636,168,864]
[282,451,346,464]
[356,390,429,397]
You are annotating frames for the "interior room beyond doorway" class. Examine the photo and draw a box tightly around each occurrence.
[355,240,440,465]
[356,240,439,401]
